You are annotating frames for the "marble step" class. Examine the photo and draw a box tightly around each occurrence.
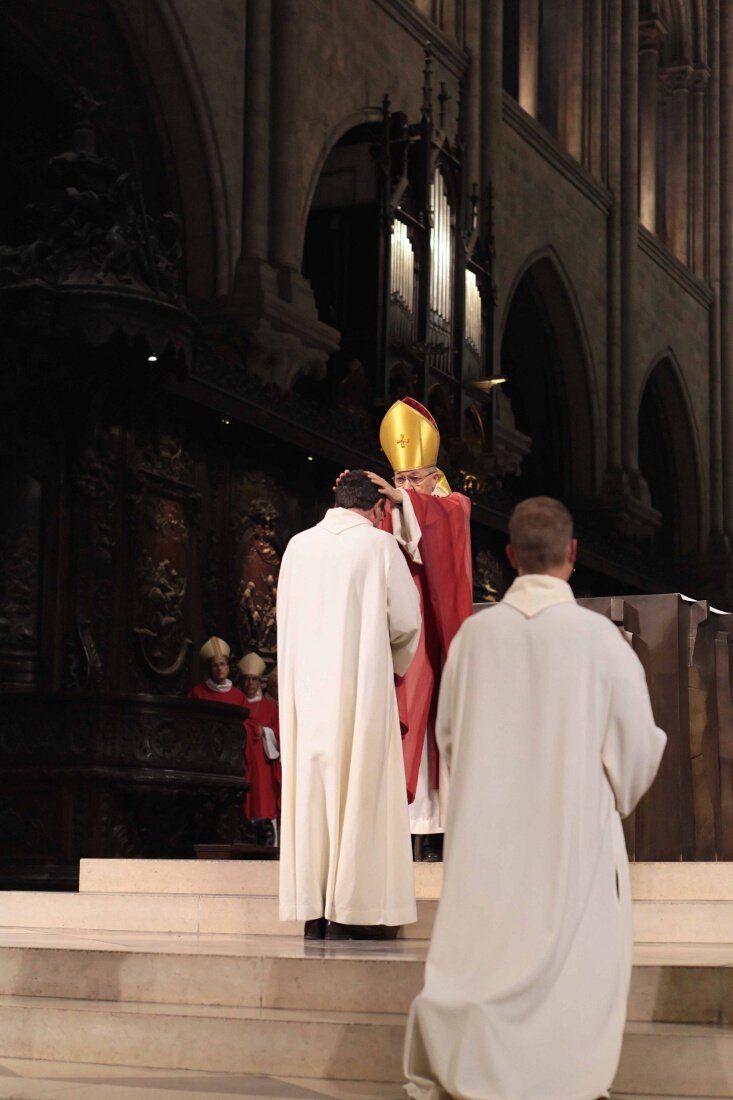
[0,994,731,1093]
[79,858,733,901]
[0,1059,406,1100]
[4,886,733,944]
[0,933,731,1023]
[615,1022,733,1097]
[79,858,444,898]
[0,996,407,1082]
[0,890,436,939]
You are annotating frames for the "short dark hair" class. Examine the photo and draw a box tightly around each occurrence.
[334,470,382,511]
[508,496,573,572]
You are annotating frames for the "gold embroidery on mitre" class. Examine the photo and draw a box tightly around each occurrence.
[379,401,440,472]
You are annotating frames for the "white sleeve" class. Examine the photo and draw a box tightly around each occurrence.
[602,641,667,817]
[389,490,423,564]
[386,541,422,677]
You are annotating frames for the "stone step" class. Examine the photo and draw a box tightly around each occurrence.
[79,858,733,901]
[79,858,444,899]
[0,995,407,1082]
[0,1059,405,1100]
[0,994,730,1093]
[0,932,731,1023]
[633,900,733,944]
[5,886,733,945]
[0,890,437,939]
[614,1022,733,1097]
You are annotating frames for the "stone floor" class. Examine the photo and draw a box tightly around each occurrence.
[0,1058,403,1100]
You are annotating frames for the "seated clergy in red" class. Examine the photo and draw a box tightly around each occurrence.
[238,651,281,846]
[189,636,248,707]
[372,398,473,860]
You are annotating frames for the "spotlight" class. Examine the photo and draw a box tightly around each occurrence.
[221,418,230,426]
[147,354,158,363]
[307,455,314,462]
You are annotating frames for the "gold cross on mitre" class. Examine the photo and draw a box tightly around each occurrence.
[396,434,410,448]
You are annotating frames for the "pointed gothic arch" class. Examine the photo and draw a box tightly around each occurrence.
[638,351,705,557]
[499,250,601,501]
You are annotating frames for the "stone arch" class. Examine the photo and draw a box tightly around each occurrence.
[499,248,601,501]
[111,0,232,299]
[0,0,229,302]
[638,350,705,556]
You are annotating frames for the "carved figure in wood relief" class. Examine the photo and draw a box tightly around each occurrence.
[237,499,281,660]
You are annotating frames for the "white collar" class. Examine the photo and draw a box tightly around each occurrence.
[502,574,575,618]
[245,689,263,703]
[320,507,373,534]
[205,678,233,693]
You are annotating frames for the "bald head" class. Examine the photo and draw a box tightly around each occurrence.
[508,497,575,576]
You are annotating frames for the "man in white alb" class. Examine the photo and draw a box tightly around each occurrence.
[277,470,421,939]
[404,495,666,1100]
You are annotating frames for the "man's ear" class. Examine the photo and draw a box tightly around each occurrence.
[506,544,518,571]
[568,538,578,566]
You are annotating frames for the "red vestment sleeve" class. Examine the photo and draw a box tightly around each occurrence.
[381,492,472,801]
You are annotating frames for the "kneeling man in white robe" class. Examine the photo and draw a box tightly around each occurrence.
[404,495,666,1100]
[278,470,422,939]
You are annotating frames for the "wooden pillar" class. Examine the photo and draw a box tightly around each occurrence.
[638,17,666,232]
[242,0,271,262]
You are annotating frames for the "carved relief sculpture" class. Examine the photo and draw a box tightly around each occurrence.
[236,498,281,661]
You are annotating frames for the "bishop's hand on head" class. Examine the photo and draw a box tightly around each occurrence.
[332,469,351,492]
[365,470,402,505]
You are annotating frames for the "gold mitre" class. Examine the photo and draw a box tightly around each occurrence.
[238,652,266,678]
[380,398,440,473]
[200,636,230,662]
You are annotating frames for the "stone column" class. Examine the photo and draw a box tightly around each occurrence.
[708,0,723,541]
[638,17,666,232]
[583,0,604,176]
[241,0,271,262]
[620,0,640,477]
[720,1,733,533]
[690,66,710,276]
[558,0,584,160]
[518,0,539,117]
[480,0,502,375]
[660,63,693,265]
[606,0,623,473]
[269,0,301,271]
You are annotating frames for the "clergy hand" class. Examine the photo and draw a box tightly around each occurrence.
[366,470,402,505]
[333,469,351,491]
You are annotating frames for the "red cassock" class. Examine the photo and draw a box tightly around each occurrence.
[243,695,281,820]
[381,491,473,803]
[188,683,249,707]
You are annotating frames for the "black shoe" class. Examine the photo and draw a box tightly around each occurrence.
[304,917,327,940]
[326,922,400,940]
[421,834,443,862]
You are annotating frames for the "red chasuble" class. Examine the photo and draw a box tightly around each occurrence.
[243,695,281,820]
[188,683,249,707]
[381,491,473,803]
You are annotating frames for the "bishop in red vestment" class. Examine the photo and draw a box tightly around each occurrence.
[238,651,281,839]
[189,636,249,709]
[374,399,473,856]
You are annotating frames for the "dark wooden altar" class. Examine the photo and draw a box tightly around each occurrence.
[0,695,249,890]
